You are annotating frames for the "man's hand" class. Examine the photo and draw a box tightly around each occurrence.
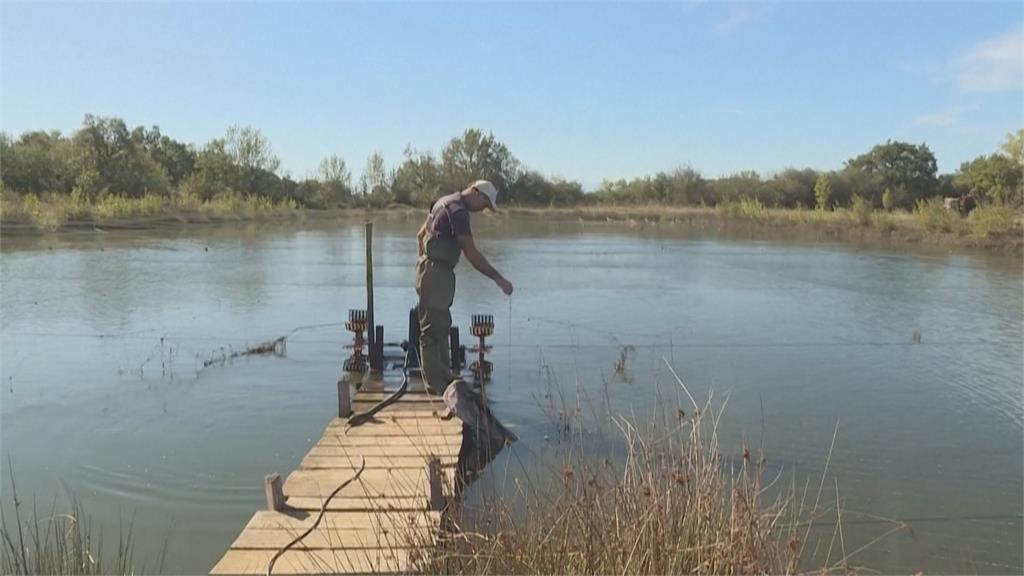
[496,277,514,296]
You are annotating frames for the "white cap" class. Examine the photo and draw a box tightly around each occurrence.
[470,180,499,209]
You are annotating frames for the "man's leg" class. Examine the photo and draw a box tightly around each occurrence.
[418,304,452,394]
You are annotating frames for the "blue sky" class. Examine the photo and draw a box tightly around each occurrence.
[2,2,1021,189]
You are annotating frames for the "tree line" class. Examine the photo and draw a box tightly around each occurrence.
[2,115,1021,211]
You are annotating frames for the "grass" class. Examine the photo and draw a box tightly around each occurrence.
[969,204,1020,239]
[506,201,1023,252]
[412,362,894,575]
[3,191,1021,252]
[0,469,158,575]
[0,190,300,232]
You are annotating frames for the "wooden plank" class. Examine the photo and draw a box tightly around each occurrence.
[210,548,413,575]
[350,393,443,403]
[242,510,439,531]
[326,418,460,430]
[322,428,461,439]
[213,366,473,575]
[349,402,443,412]
[285,469,453,488]
[301,455,457,470]
[282,496,430,512]
[350,401,440,413]
[355,387,432,396]
[307,445,459,458]
[318,430,461,440]
[231,528,435,550]
[315,435,460,448]
[327,415,457,426]
[283,470,454,499]
[344,407,448,416]
[322,425,460,436]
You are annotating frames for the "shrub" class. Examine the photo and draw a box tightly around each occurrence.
[739,196,766,219]
[850,194,872,227]
[970,204,1021,238]
[915,197,956,233]
[882,188,895,211]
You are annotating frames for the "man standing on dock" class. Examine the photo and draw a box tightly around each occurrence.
[416,180,513,394]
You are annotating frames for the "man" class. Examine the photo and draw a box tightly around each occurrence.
[415,180,513,394]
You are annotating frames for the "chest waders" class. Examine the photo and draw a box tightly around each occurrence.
[415,230,461,394]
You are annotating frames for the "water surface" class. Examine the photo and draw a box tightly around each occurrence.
[1,217,1021,573]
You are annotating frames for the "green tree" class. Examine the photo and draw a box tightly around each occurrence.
[845,140,938,208]
[814,173,832,210]
[441,129,521,202]
[72,115,170,198]
[314,155,353,207]
[359,152,391,207]
[224,125,280,196]
[662,167,708,206]
[131,126,196,187]
[710,171,762,205]
[764,168,817,207]
[392,146,442,207]
[180,138,236,200]
[1001,128,1023,168]
[955,154,1023,207]
[0,130,76,195]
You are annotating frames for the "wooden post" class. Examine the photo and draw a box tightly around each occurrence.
[265,473,284,511]
[427,457,444,511]
[365,221,375,368]
[338,379,351,417]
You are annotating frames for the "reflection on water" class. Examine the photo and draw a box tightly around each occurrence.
[1,217,1021,574]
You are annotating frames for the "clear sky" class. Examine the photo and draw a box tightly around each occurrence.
[2,1,1021,189]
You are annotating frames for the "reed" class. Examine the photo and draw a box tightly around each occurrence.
[409,363,870,575]
[0,468,161,575]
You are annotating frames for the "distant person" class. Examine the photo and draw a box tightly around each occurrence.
[960,191,977,215]
[415,180,513,394]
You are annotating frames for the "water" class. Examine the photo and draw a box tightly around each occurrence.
[1,216,1021,574]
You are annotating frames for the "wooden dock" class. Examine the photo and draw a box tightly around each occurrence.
[211,374,462,575]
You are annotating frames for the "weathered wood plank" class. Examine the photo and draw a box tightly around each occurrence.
[231,528,434,550]
[327,415,457,426]
[283,469,454,499]
[350,392,443,403]
[355,387,432,396]
[282,496,430,512]
[320,426,461,438]
[210,548,412,575]
[242,510,439,531]
[315,435,460,448]
[350,401,440,413]
[213,370,467,575]
[301,455,457,469]
[307,445,459,458]
[325,421,461,432]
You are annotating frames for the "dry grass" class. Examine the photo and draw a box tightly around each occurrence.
[410,361,884,575]
[0,469,158,575]
[506,203,1021,252]
[969,204,1022,239]
[0,190,299,232]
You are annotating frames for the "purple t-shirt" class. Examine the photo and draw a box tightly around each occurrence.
[427,192,472,238]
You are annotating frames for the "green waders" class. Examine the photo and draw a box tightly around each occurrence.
[415,233,461,394]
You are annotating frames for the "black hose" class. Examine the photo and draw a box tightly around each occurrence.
[265,457,366,576]
[344,344,422,430]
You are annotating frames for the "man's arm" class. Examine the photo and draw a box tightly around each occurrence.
[416,222,428,257]
[457,235,513,295]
